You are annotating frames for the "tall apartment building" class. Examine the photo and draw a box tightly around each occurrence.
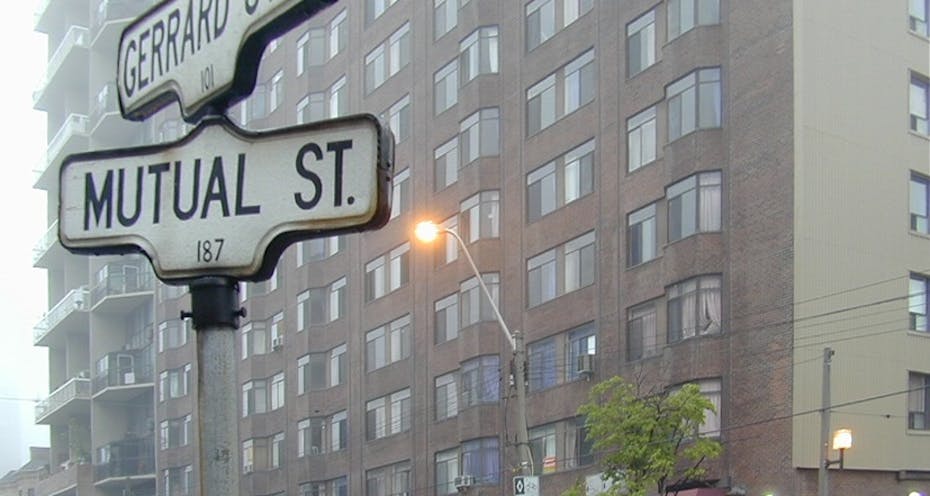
[31,0,930,496]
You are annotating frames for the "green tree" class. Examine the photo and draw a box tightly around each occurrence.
[563,376,722,496]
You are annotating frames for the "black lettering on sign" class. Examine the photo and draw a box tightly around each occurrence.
[173,159,201,221]
[117,166,144,227]
[148,162,170,224]
[294,143,323,210]
[201,156,231,218]
[234,154,261,216]
[326,140,352,207]
[84,170,114,230]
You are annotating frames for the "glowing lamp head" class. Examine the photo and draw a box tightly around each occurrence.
[832,429,852,451]
[415,221,441,243]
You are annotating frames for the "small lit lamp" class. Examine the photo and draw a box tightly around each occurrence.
[826,428,852,469]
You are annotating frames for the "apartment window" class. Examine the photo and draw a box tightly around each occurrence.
[365,23,409,93]
[627,202,658,266]
[528,417,593,474]
[909,372,930,429]
[460,108,500,165]
[269,70,283,113]
[366,460,411,496]
[433,217,459,267]
[461,437,500,485]
[627,9,656,76]
[367,388,411,440]
[297,235,342,265]
[911,73,929,134]
[668,0,720,40]
[329,10,347,59]
[526,49,595,134]
[328,76,346,118]
[159,415,191,450]
[627,302,658,360]
[366,314,411,371]
[671,379,722,436]
[435,448,459,495]
[460,355,500,407]
[298,345,344,393]
[912,0,929,36]
[911,273,929,331]
[270,432,284,469]
[162,465,192,496]
[330,344,346,387]
[365,243,410,301]
[435,294,460,343]
[159,364,191,401]
[242,377,276,417]
[366,0,398,24]
[270,373,285,411]
[912,174,930,233]
[296,29,325,75]
[667,171,722,241]
[566,323,596,381]
[434,59,459,115]
[384,95,411,143]
[527,140,595,222]
[158,319,189,353]
[434,137,459,190]
[668,67,722,140]
[435,0,458,39]
[525,0,593,51]
[297,277,346,329]
[528,337,557,391]
[435,371,459,420]
[298,418,324,456]
[460,26,499,84]
[460,273,500,328]
[297,92,325,124]
[299,477,348,496]
[460,190,500,243]
[389,167,411,220]
[627,105,657,172]
[528,231,596,307]
[526,0,555,50]
[668,275,722,342]
[241,322,267,359]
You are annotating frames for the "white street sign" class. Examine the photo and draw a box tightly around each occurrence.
[118,0,335,121]
[513,476,539,496]
[59,114,393,282]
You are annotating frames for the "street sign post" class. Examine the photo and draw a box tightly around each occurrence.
[118,0,336,122]
[59,114,394,282]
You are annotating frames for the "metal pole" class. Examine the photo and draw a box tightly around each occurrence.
[817,347,834,496]
[442,228,533,475]
[186,277,243,496]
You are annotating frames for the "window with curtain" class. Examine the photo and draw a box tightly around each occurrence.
[667,171,722,241]
[668,275,722,342]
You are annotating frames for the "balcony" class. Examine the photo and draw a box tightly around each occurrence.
[92,350,154,402]
[35,113,89,190]
[33,219,67,269]
[91,263,155,314]
[90,83,141,143]
[93,436,156,487]
[37,461,92,496]
[34,286,90,348]
[35,376,91,425]
[92,0,144,49]
[33,26,89,111]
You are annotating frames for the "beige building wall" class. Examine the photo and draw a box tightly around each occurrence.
[792,0,930,470]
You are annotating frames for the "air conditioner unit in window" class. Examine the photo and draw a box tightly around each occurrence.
[576,354,595,379]
[454,475,475,491]
[271,336,284,350]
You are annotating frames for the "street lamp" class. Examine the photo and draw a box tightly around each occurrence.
[826,428,852,469]
[414,221,535,476]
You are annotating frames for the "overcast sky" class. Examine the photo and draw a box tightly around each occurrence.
[0,0,53,474]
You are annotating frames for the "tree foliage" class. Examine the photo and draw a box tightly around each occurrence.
[565,376,722,496]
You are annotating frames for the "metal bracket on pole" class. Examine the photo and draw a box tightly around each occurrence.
[184,277,244,496]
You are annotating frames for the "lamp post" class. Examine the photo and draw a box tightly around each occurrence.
[415,221,535,476]
[819,427,852,496]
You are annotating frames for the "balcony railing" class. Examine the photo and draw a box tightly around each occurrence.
[92,350,154,394]
[90,83,119,127]
[45,25,88,84]
[35,376,91,422]
[46,113,88,166]
[94,436,155,482]
[32,219,59,265]
[92,0,141,34]
[91,265,155,307]
[34,286,89,344]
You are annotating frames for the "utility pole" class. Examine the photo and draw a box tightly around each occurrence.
[512,330,533,476]
[817,347,834,496]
